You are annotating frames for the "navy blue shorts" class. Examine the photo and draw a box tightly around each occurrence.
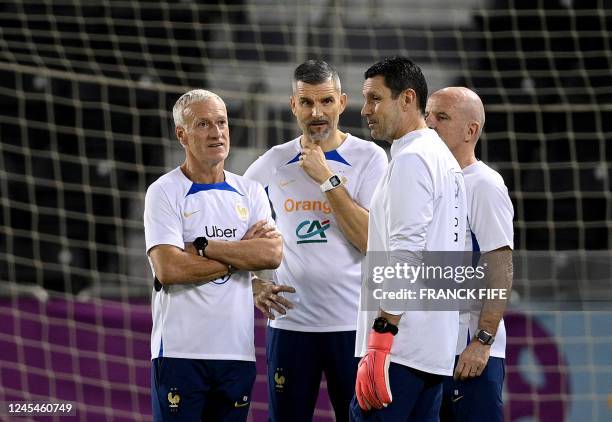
[266,327,359,422]
[151,357,256,422]
[349,362,443,422]
[440,356,505,422]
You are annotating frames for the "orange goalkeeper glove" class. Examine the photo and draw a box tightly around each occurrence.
[355,329,395,410]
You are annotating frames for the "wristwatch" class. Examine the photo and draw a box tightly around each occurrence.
[320,174,343,192]
[193,237,208,257]
[372,317,399,336]
[475,329,495,345]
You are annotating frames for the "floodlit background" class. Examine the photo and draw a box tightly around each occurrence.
[0,0,611,421]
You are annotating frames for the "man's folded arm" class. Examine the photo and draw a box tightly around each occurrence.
[204,236,283,271]
[148,244,230,286]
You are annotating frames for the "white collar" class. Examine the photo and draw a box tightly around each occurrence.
[390,128,431,158]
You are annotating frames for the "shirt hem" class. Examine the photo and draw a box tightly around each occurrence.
[388,355,454,376]
[479,240,514,253]
[151,352,255,361]
[269,321,356,333]
[146,239,184,254]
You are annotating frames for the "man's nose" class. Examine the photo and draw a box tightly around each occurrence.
[361,103,370,117]
[209,123,222,137]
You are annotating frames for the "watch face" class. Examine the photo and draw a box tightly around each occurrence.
[193,237,208,253]
[330,175,341,187]
[477,330,493,344]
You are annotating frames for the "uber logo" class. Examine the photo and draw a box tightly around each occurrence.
[204,225,237,238]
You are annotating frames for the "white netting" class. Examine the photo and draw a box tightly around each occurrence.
[0,1,610,421]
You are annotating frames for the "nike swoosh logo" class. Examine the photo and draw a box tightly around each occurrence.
[234,401,249,408]
[452,395,464,403]
[183,210,200,218]
[279,180,296,187]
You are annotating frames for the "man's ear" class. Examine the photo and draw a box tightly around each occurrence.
[339,93,348,114]
[176,126,187,147]
[400,88,417,111]
[466,121,480,142]
[289,95,297,117]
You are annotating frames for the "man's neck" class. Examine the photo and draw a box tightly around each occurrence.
[455,150,477,169]
[301,130,347,152]
[181,161,225,184]
[391,117,428,144]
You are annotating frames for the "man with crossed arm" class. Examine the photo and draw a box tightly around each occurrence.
[144,89,282,421]
[426,86,514,422]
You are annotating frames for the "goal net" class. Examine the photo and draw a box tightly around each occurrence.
[0,0,610,421]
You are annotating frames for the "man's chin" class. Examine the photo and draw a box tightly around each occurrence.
[369,130,389,142]
[206,151,229,166]
[308,131,331,143]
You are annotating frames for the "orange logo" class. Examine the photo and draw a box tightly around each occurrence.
[284,198,331,214]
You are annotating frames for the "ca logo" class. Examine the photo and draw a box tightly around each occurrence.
[295,220,331,244]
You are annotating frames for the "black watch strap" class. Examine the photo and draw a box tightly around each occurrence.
[372,317,399,336]
[193,237,208,257]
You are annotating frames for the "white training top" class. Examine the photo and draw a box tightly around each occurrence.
[144,167,273,361]
[355,128,467,376]
[456,160,514,358]
[244,134,388,332]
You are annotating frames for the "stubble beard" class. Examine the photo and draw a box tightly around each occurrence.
[308,126,332,143]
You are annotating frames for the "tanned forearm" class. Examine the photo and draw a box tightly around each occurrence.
[298,142,369,253]
[325,186,369,254]
[149,245,229,286]
[205,237,283,271]
[477,246,513,334]
[454,246,513,380]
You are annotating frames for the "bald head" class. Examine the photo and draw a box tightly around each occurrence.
[436,87,484,135]
[425,87,485,167]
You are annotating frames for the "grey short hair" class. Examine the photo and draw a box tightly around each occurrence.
[292,60,341,93]
[172,89,225,127]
